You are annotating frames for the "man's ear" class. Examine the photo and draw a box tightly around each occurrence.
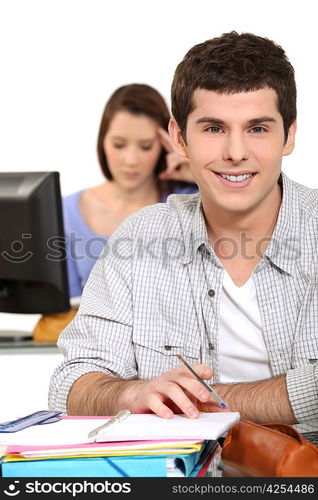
[168,118,188,158]
[283,120,297,156]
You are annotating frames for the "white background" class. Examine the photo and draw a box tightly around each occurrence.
[0,0,318,195]
[0,0,317,419]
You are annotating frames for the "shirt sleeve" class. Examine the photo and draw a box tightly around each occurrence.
[48,220,136,413]
[286,365,318,423]
[286,272,318,423]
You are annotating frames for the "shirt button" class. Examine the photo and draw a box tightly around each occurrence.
[164,345,171,351]
[208,289,215,297]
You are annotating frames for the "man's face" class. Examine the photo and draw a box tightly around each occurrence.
[170,88,296,216]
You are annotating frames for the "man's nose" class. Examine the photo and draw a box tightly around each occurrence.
[222,133,249,164]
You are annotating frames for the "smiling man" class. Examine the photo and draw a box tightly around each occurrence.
[49,32,318,425]
[169,86,296,287]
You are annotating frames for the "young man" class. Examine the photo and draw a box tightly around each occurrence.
[49,32,318,425]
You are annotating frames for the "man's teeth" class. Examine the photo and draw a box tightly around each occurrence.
[220,173,253,182]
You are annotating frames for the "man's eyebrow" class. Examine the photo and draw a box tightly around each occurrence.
[196,117,225,125]
[196,116,277,126]
[247,116,277,125]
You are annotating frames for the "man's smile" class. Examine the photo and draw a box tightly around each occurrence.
[211,170,257,188]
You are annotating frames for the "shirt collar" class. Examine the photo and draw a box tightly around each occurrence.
[181,195,221,266]
[181,172,301,275]
[263,172,301,276]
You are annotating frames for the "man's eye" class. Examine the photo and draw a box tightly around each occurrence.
[207,126,222,133]
[250,126,266,133]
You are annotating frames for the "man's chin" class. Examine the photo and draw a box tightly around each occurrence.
[206,198,256,215]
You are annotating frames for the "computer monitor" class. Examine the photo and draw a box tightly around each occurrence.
[0,171,70,316]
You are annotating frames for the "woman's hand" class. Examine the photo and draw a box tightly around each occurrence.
[157,128,194,184]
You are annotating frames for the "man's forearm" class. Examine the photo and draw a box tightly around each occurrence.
[66,371,298,423]
[213,375,298,424]
[67,372,145,415]
[66,364,216,418]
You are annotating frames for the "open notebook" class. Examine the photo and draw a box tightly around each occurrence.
[0,412,240,447]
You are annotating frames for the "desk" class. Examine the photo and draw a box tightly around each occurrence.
[0,340,63,421]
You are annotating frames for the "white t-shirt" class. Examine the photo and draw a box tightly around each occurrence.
[218,270,273,383]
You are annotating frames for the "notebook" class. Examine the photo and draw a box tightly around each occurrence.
[0,412,240,447]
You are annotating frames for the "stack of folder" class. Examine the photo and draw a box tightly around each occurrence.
[0,412,240,477]
[1,439,220,477]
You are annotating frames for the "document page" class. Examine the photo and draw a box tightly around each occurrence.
[0,412,240,447]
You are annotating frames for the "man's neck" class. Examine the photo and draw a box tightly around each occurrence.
[204,183,282,243]
[202,184,282,286]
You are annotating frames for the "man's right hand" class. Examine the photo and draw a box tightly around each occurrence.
[119,364,223,419]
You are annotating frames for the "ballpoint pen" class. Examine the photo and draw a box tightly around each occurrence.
[87,409,131,440]
[176,354,227,409]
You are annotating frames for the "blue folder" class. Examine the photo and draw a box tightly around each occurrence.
[1,444,214,477]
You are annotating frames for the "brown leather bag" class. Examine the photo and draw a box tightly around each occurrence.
[221,420,318,477]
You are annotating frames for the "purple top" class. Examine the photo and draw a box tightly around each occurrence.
[63,182,198,297]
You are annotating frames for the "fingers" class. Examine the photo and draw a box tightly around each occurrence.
[131,364,214,419]
[157,127,174,152]
[146,394,174,419]
[159,153,183,179]
[159,154,191,182]
[181,363,213,380]
[147,379,200,419]
[195,364,213,376]
[157,127,192,182]
[169,365,213,402]
[197,401,230,413]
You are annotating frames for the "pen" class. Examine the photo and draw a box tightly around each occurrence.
[87,409,131,439]
[176,354,227,409]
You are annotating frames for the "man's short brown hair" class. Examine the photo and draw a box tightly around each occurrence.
[171,31,296,142]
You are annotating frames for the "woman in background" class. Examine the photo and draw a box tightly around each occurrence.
[34,83,197,341]
[64,83,197,298]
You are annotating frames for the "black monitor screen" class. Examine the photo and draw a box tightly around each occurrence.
[0,171,70,314]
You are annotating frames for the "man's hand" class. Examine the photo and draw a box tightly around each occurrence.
[120,364,228,419]
[157,128,194,184]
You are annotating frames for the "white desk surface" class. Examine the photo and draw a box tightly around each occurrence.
[0,311,62,421]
